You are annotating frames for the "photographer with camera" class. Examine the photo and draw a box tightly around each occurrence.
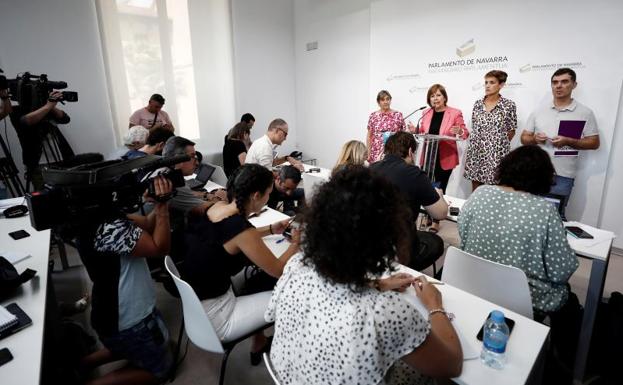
[10,90,74,190]
[74,175,174,384]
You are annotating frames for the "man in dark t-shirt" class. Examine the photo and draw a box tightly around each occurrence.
[370,132,448,272]
[9,90,73,190]
[267,165,304,215]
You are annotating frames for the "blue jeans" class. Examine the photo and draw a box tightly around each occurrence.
[548,175,575,220]
[100,309,172,379]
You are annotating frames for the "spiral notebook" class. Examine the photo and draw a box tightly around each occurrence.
[0,305,18,332]
[0,303,31,340]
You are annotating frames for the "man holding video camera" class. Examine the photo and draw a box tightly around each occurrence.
[10,90,74,190]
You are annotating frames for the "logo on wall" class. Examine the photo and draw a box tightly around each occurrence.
[386,73,421,82]
[456,39,476,57]
[426,39,509,74]
[518,62,586,73]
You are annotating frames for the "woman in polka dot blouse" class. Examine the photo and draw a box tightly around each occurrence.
[266,166,462,385]
[458,145,579,315]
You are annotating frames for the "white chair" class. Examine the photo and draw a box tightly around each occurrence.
[208,163,228,186]
[164,256,271,385]
[302,172,326,204]
[263,352,281,384]
[441,246,534,318]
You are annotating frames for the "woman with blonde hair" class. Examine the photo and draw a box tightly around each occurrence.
[333,140,368,174]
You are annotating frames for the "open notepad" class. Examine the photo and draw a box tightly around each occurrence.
[0,305,18,332]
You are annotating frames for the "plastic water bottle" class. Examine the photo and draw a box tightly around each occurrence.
[480,310,509,369]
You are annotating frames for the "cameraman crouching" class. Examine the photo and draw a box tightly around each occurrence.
[10,90,74,190]
[78,177,174,384]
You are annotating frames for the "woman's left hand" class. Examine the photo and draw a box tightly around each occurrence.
[407,121,417,133]
[450,126,461,135]
[377,273,417,292]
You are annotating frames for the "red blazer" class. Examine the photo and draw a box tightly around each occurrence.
[418,106,469,170]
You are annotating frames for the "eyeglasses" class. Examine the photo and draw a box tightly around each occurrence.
[277,127,288,137]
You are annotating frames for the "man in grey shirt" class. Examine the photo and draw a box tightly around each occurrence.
[521,68,600,219]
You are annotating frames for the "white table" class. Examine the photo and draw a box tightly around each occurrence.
[444,195,615,384]
[563,222,615,384]
[0,215,51,385]
[398,264,549,385]
[443,195,466,222]
[301,163,331,181]
[260,232,549,384]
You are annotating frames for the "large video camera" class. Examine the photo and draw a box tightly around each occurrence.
[0,69,78,111]
[26,154,189,231]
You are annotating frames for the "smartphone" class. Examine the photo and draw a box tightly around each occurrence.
[449,207,460,216]
[9,229,30,240]
[477,312,516,341]
[0,348,13,367]
[565,226,594,239]
[283,217,296,239]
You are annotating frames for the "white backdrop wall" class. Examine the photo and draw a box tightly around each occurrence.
[294,0,372,168]
[0,0,116,180]
[368,0,623,227]
[293,0,623,245]
[232,0,298,156]
[599,84,623,248]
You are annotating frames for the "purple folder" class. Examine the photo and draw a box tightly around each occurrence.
[554,120,585,156]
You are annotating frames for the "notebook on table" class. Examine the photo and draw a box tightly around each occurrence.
[0,303,32,341]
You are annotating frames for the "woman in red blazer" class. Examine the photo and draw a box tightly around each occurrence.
[410,84,468,232]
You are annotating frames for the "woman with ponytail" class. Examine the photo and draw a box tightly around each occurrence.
[182,163,299,365]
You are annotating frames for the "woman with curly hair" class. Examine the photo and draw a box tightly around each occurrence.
[266,166,462,384]
[459,145,578,316]
[182,163,299,365]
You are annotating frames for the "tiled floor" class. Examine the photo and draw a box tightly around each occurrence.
[51,220,623,384]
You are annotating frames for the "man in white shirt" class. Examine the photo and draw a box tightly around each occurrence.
[245,118,303,170]
[521,68,600,219]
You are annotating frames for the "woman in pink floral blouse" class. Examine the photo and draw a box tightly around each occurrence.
[366,90,407,163]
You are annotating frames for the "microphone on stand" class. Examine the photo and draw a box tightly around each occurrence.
[403,105,427,121]
[415,113,426,131]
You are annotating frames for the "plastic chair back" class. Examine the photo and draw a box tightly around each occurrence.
[164,256,224,353]
[442,246,534,318]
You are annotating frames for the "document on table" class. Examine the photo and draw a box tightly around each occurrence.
[0,250,31,265]
[400,285,480,360]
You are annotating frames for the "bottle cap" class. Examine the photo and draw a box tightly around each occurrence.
[491,310,505,323]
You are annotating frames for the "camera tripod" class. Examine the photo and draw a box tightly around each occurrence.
[0,131,25,197]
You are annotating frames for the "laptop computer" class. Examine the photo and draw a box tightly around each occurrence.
[187,163,216,190]
[543,194,565,216]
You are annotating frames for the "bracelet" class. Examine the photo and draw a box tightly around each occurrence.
[429,308,455,321]
[269,224,273,234]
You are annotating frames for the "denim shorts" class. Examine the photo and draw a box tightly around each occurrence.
[100,309,172,379]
